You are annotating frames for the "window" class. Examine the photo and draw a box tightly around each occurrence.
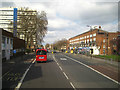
[93,43,96,46]
[103,49,105,54]
[87,39,89,43]
[87,35,89,38]
[93,33,96,37]
[10,39,13,44]
[113,44,116,47]
[85,40,86,43]
[103,45,105,48]
[10,39,13,48]
[113,38,116,40]
[2,36,5,44]
[103,39,105,43]
[2,50,5,58]
[37,50,47,55]
[2,36,6,48]
[84,36,86,39]
[7,38,9,44]
[90,39,92,42]
[79,41,81,43]
[90,34,92,37]
[93,38,96,41]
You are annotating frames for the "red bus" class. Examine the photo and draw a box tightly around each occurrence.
[36,49,47,62]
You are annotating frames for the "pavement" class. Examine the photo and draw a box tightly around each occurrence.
[76,53,119,67]
[2,53,35,74]
[2,53,35,89]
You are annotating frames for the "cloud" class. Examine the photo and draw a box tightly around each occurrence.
[48,18,77,30]
[57,1,118,25]
[102,22,118,32]
[1,0,119,44]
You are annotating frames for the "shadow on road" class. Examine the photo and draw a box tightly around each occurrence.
[22,64,42,83]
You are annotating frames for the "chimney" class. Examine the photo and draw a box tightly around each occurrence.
[99,26,101,30]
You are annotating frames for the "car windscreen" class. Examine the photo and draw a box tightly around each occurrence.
[37,50,47,55]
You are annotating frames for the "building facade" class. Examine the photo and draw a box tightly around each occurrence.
[0,28,1,90]
[0,7,37,48]
[1,28,13,60]
[1,28,25,61]
[68,27,119,55]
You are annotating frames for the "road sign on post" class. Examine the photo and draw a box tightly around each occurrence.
[13,8,17,37]
[13,50,16,54]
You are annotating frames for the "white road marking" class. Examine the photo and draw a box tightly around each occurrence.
[15,59,36,90]
[70,82,76,90]
[53,55,56,62]
[32,59,36,63]
[0,69,12,79]
[60,58,67,60]
[59,66,63,71]
[57,63,59,66]
[63,72,69,80]
[53,55,76,89]
[64,55,120,85]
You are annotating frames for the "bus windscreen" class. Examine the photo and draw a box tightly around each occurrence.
[37,50,47,55]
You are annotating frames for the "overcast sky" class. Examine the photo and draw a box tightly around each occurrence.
[1,0,119,45]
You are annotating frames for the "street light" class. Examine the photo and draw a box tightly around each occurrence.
[87,25,93,46]
[86,25,92,30]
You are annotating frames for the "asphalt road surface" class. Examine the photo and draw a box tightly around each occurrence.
[53,53,119,89]
[20,53,72,89]
[2,53,120,90]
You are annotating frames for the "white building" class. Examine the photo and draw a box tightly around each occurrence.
[90,46,100,55]
[0,28,1,90]
[1,28,13,60]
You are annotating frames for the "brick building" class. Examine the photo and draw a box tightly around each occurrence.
[68,26,119,55]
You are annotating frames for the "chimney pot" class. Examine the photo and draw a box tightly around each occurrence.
[99,26,101,29]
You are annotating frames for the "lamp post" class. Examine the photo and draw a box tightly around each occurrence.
[87,25,92,30]
[86,25,93,50]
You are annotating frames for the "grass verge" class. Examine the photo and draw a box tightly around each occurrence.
[94,55,120,62]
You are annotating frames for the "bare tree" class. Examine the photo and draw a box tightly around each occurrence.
[45,43,50,49]
[8,7,48,49]
[53,39,68,50]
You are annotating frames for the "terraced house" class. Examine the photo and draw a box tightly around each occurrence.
[68,26,119,55]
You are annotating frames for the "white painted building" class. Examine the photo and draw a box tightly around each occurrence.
[1,28,13,60]
[0,28,1,90]
[90,46,100,55]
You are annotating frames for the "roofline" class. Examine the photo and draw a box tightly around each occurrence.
[69,29,109,40]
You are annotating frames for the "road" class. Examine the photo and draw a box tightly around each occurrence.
[20,53,72,89]
[53,53,119,88]
[2,52,120,90]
